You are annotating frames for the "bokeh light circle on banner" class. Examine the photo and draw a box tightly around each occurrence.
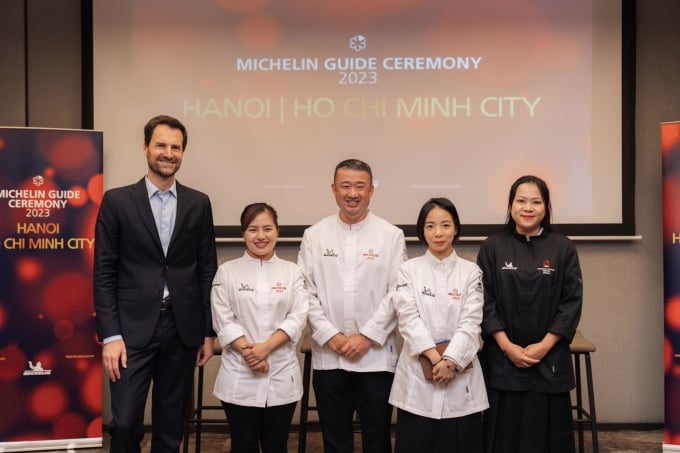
[66,185,89,208]
[0,304,7,331]
[666,297,680,331]
[39,132,100,181]
[86,416,103,438]
[15,257,43,283]
[87,173,104,205]
[42,272,92,325]
[81,365,103,413]
[33,349,57,371]
[52,412,87,439]
[0,344,27,381]
[53,319,75,341]
[28,382,68,421]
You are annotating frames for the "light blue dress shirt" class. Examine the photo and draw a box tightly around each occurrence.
[102,177,177,344]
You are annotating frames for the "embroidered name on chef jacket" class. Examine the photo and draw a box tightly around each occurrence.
[362,249,379,260]
[538,259,555,275]
[271,282,288,293]
[448,288,462,300]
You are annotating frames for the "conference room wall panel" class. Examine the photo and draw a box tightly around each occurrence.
[26,0,82,128]
[0,0,26,126]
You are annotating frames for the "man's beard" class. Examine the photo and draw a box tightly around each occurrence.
[148,159,179,178]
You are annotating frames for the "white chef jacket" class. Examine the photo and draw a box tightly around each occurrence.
[389,250,489,419]
[211,252,309,407]
[297,212,407,372]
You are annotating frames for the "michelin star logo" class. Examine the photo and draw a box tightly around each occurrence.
[349,34,367,52]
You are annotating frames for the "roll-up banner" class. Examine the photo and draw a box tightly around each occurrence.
[663,120,680,450]
[0,127,103,451]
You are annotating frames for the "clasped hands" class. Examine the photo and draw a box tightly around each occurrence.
[422,348,456,385]
[505,341,549,369]
[327,332,372,361]
[232,337,272,374]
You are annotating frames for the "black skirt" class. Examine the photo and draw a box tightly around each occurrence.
[483,388,575,453]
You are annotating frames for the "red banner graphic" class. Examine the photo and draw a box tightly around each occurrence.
[0,127,103,451]
[663,121,680,447]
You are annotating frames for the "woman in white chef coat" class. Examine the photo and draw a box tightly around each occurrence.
[390,197,488,452]
[211,202,309,453]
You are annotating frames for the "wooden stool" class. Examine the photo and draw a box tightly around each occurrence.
[297,333,315,453]
[183,338,225,453]
[569,331,599,453]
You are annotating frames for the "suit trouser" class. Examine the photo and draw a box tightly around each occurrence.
[109,309,197,453]
[312,369,394,453]
[221,401,297,453]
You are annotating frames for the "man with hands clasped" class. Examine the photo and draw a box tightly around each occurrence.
[298,159,407,453]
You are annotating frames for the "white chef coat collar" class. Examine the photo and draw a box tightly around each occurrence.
[242,250,278,266]
[424,248,458,267]
[335,210,372,230]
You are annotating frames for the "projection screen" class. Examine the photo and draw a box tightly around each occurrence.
[93,0,634,238]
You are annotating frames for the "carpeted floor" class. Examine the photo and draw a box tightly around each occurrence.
[76,428,664,452]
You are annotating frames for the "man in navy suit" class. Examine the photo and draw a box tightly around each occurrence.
[94,115,218,452]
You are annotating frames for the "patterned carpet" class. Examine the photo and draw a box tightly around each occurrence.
[76,428,664,452]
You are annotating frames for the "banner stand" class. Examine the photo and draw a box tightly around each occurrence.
[663,121,680,452]
[0,127,103,451]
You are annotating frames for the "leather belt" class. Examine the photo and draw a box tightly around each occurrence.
[160,296,171,311]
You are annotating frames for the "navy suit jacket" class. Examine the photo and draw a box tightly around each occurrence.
[93,178,217,348]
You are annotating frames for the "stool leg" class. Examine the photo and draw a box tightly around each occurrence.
[585,353,599,453]
[574,353,585,453]
[195,365,204,453]
[298,352,312,453]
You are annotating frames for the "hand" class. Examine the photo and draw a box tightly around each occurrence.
[523,341,551,362]
[249,358,270,374]
[432,358,456,385]
[421,347,442,367]
[242,342,272,367]
[340,334,372,361]
[196,337,215,367]
[102,339,127,382]
[230,336,254,355]
[505,343,540,368]
[327,333,349,354]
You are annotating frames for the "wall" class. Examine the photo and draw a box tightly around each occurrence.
[0,0,82,127]
[1,0,678,425]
